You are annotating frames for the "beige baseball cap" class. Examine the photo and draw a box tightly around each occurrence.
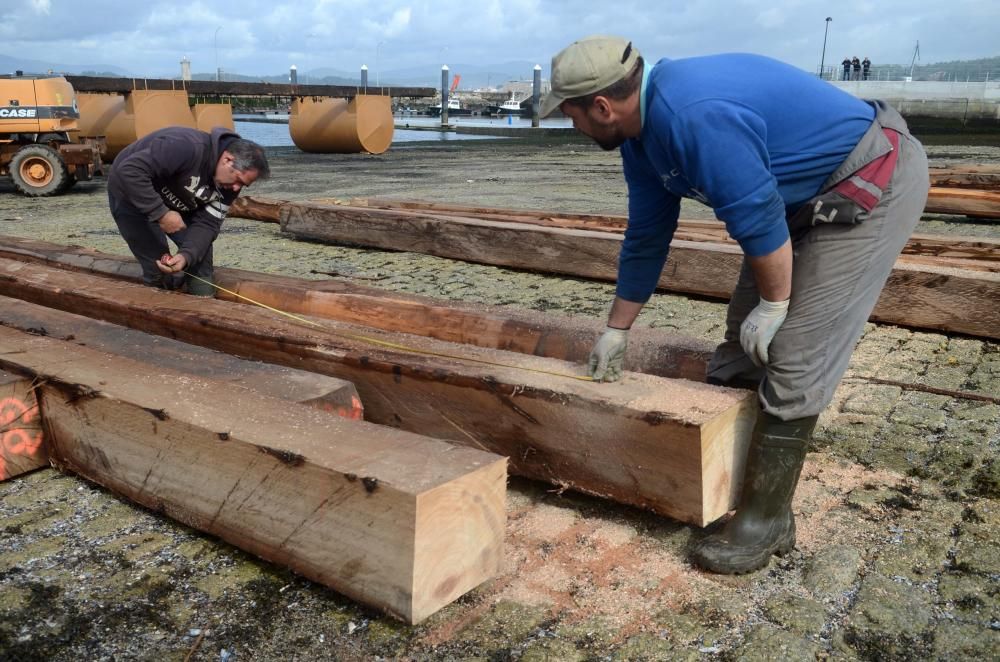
[540,35,640,118]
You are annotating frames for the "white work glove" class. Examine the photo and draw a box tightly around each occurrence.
[588,326,629,382]
[740,297,790,367]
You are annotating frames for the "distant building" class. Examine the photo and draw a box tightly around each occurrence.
[499,80,550,97]
[180,57,191,81]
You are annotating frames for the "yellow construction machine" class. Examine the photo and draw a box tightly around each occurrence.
[0,72,104,196]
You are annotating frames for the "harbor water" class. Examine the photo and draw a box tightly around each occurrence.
[234,114,574,147]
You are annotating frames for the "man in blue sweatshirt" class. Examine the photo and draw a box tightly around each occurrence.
[541,36,928,574]
[108,126,269,295]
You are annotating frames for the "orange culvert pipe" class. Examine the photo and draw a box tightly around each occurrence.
[289,95,393,154]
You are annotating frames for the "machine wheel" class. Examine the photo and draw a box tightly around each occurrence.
[9,144,69,197]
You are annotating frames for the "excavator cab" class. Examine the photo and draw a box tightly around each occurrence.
[0,72,104,196]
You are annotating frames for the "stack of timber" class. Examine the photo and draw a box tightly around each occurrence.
[0,245,757,528]
[0,236,716,382]
[227,196,1000,340]
[0,293,365,481]
[0,295,364,423]
[928,164,1000,190]
[0,324,506,624]
[927,164,1000,219]
[925,188,1000,219]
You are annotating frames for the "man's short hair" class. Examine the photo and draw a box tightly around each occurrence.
[227,139,270,179]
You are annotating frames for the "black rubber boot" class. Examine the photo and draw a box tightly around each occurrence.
[692,411,819,574]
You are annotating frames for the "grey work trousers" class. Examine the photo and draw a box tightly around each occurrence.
[706,115,929,421]
[108,192,213,291]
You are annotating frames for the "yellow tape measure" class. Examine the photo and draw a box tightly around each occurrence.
[184,272,596,382]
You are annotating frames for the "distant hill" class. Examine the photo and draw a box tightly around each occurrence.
[8,51,994,87]
[873,55,1000,81]
[0,52,536,89]
[0,54,130,77]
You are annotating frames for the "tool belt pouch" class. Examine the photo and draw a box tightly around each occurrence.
[789,122,901,234]
[789,190,868,233]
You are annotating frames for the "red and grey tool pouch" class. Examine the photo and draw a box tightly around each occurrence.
[790,128,901,228]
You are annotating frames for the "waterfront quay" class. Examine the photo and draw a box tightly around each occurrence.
[0,134,998,660]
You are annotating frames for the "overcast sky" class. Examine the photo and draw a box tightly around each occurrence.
[2,0,997,79]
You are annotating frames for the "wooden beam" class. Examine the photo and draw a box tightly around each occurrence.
[64,75,435,98]
[270,200,1000,339]
[0,295,363,419]
[346,197,1000,268]
[231,195,1000,269]
[0,325,505,624]
[0,255,757,526]
[928,165,1000,190]
[0,369,45,481]
[279,201,745,299]
[0,236,717,383]
[925,187,1000,219]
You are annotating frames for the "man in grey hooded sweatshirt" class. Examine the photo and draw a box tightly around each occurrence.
[107,126,269,295]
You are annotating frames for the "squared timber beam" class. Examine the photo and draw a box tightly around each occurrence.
[0,295,363,420]
[0,236,716,383]
[268,199,1000,339]
[0,256,757,526]
[0,369,45,481]
[0,326,506,624]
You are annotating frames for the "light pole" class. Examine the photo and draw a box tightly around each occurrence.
[214,26,222,81]
[819,17,832,79]
[376,40,385,87]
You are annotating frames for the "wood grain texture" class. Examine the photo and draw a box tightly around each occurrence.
[231,195,1000,268]
[925,188,1000,219]
[928,165,1000,190]
[0,370,45,481]
[0,236,717,382]
[272,201,1000,339]
[279,201,744,300]
[0,326,505,624]
[0,295,362,419]
[0,256,756,526]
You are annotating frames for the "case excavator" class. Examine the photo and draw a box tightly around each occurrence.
[1,71,104,196]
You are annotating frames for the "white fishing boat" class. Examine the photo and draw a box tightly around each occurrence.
[428,97,462,116]
[493,92,525,116]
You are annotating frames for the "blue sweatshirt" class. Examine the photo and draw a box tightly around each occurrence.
[617,53,875,302]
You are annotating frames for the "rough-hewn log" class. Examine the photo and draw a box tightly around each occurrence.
[233,195,1000,269]
[0,236,717,383]
[230,195,285,222]
[0,295,362,419]
[925,187,1000,219]
[0,325,505,624]
[928,165,1000,190]
[64,75,435,98]
[349,198,1000,269]
[0,369,45,481]
[0,256,757,526]
[272,200,1000,339]
[280,201,745,299]
[231,196,1000,270]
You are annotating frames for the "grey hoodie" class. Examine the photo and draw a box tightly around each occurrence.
[108,126,240,268]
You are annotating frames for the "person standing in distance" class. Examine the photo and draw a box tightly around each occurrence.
[107,126,269,295]
[540,36,928,574]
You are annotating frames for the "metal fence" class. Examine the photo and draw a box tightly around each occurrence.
[817,65,994,83]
